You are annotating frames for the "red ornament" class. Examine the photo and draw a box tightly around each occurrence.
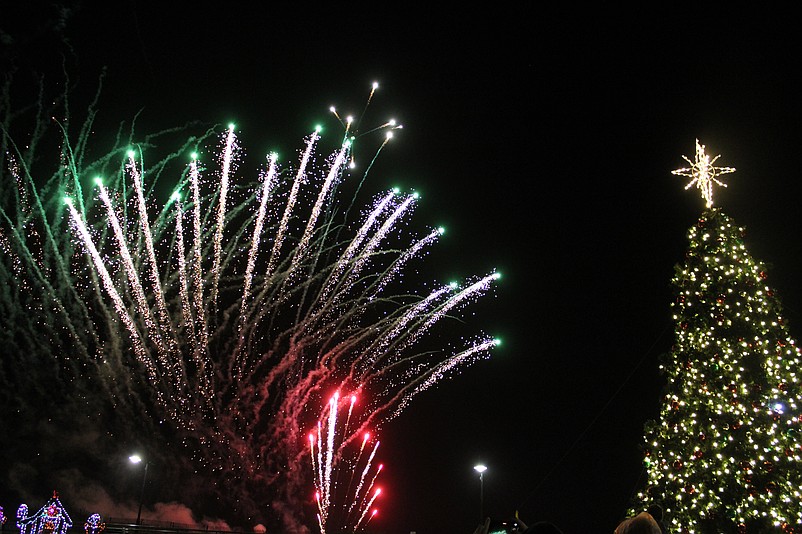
[694,450,703,459]
[763,460,775,472]
[740,460,752,471]
[684,483,696,494]
[673,460,683,470]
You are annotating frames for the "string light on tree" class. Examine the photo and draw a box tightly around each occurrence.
[672,139,736,208]
[630,141,802,532]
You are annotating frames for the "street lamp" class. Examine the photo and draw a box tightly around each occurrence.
[474,464,487,523]
[129,454,149,525]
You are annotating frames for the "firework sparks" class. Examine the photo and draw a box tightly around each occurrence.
[1,84,499,531]
[310,392,383,534]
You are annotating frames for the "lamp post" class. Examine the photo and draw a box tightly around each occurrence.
[473,464,487,524]
[129,454,149,525]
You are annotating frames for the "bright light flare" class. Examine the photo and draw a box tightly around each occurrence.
[673,139,735,208]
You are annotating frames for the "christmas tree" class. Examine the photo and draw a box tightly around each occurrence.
[632,140,802,532]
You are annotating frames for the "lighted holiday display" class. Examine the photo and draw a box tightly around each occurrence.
[631,142,802,532]
[16,505,28,534]
[84,513,105,534]
[672,138,736,209]
[0,83,499,530]
[16,493,73,534]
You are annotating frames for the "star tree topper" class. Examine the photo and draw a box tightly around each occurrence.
[673,139,735,208]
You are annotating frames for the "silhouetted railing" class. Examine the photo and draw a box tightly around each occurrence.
[67,518,309,534]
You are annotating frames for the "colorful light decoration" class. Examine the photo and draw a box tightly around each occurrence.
[16,492,73,534]
[673,139,736,208]
[631,146,802,531]
[16,505,28,532]
[84,513,105,534]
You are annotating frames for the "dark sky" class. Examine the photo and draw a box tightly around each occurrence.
[4,3,802,533]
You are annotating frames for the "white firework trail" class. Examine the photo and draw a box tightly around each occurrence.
[241,153,278,318]
[96,179,167,358]
[127,150,188,396]
[391,336,503,417]
[173,194,195,339]
[266,127,320,279]
[400,272,502,351]
[349,192,417,279]
[318,190,398,301]
[211,124,238,312]
[64,198,158,389]
[292,141,350,273]
[369,225,444,297]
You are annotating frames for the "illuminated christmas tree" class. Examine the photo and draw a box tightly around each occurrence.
[632,141,802,532]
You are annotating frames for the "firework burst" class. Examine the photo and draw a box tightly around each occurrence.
[310,392,382,534]
[0,82,499,531]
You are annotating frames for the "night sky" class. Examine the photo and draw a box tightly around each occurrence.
[3,3,802,533]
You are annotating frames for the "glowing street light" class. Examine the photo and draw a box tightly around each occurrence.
[474,464,487,523]
[129,454,149,525]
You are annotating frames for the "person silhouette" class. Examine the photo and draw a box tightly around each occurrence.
[614,511,661,534]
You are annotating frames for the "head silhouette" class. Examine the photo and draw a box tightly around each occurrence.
[614,512,661,534]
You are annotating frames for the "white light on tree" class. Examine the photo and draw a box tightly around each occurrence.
[673,139,736,208]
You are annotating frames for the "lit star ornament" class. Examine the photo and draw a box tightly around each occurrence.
[673,139,736,208]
